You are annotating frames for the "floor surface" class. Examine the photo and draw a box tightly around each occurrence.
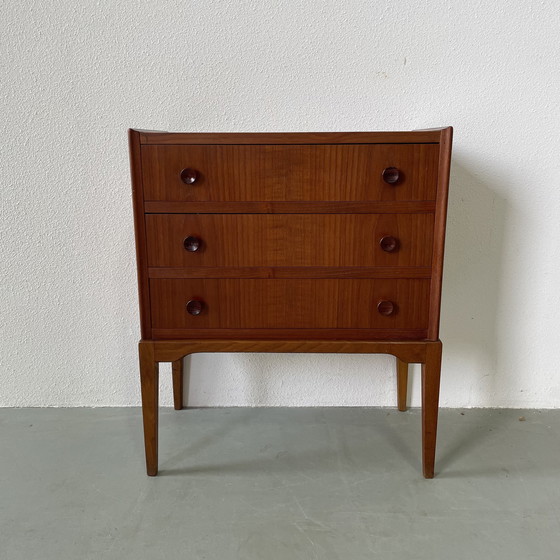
[1,407,559,559]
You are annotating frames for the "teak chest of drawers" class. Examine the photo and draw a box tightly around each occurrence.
[129,128,453,478]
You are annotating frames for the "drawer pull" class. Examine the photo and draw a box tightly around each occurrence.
[379,236,399,253]
[377,300,396,316]
[183,236,202,252]
[186,299,205,316]
[180,168,199,184]
[382,167,400,184]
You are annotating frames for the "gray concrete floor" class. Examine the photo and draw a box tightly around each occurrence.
[0,407,559,559]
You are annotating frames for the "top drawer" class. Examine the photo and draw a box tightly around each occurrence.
[141,144,439,202]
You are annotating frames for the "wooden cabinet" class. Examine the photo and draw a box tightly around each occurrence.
[129,128,453,478]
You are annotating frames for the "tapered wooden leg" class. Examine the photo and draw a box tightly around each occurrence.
[421,341,442,479]
[139,341,159,476]
[172,359,184,410]
[396,358,408,411]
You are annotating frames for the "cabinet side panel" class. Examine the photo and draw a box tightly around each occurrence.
[129,129,152,338]
[427,127,453,340]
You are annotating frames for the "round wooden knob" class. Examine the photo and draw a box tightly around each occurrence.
[379,236,399,253]
[382,167,400,184]
[377,300,396,316]
[183,236,202,252]
[186,300,205,316]
[180,168,199,184]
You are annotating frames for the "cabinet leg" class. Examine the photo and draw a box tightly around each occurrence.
[396,359,408,411]
[139,342,159,476]
[421,342,442,479]
[172,359,184,410]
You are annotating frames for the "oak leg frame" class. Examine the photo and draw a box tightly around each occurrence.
[139,339,442,478]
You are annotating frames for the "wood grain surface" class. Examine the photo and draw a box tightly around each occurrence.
[130,128,452,478]
[138,130,443,145]
[147,266,431,279]
[151,339,437,363]
[149,278,430,330]
[150,328,429,341]
[129,129,152,338]
[143,200,437,214]
[141,144,438,202]
[427,127,453,339]
[145,213,434,268]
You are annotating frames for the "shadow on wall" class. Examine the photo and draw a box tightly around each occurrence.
[186,350,395,407]
[440,159,508,406]
[181,159,510,408]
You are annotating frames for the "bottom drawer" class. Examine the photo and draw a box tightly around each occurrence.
[150,279,430,333]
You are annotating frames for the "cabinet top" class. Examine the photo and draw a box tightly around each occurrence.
[129,128,452,145]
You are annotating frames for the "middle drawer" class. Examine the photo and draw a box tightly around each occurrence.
[145,213,434,268]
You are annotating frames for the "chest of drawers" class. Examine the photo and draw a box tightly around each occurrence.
[129,128,453,478]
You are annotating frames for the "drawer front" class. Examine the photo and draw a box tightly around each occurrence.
[150,279,430,330]
[146,213,434,268]
[141,144,438,202]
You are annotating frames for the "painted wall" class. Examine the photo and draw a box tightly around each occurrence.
[2,1,559,407]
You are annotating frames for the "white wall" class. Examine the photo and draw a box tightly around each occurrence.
[2,1,559,408]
